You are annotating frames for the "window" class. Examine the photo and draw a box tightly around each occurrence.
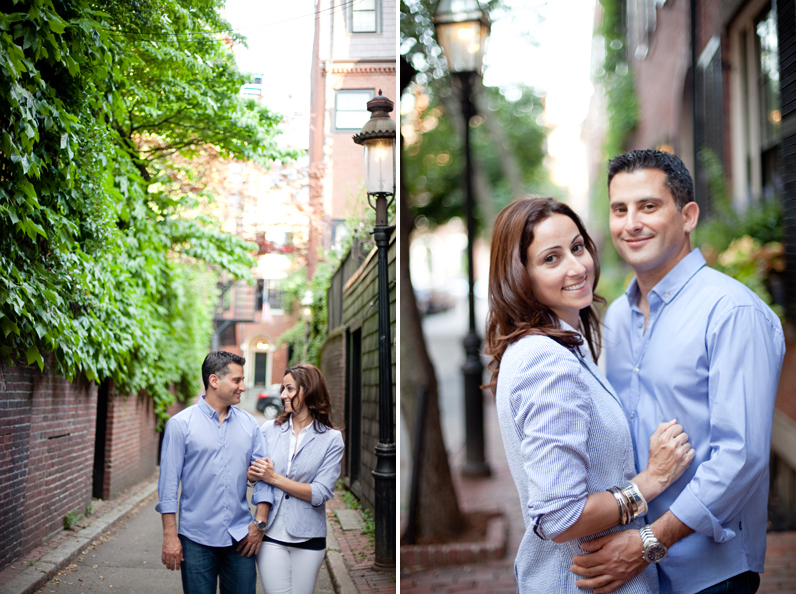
[334,89,374,131]
[350,0,377,33]
[729,0,782,205]
[255,279,285,312]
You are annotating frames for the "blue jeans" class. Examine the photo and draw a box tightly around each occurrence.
[178,534,257,594]
[696,571,760,594]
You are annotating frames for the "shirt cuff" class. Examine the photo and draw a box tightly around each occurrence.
[531,497,586,541]
[669,484,737,543]
[156,500,178,514]
[251,483,274,506]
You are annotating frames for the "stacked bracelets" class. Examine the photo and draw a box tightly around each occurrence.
[607,481,648,525]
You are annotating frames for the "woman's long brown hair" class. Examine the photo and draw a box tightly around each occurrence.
[275,363,335,432]
[484,197,605,394]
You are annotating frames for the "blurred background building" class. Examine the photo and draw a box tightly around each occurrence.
[308,0,398,274]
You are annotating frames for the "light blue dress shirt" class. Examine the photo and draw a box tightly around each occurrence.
[496,324,658,593]
[604,249,785,594]
[156,396,274,547]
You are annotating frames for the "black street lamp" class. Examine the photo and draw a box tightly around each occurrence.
[434,0,491,477]
[352,91,396,570]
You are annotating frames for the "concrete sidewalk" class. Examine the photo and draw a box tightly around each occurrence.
[401,397,796,593]
[0,476,390,594]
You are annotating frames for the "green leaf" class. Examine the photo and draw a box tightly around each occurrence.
[1,317,20,337]
[48,17,67,35]
[26,344,44,370]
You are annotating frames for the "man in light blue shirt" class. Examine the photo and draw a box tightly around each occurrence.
[571,150,785,594]
[157,351,273,594]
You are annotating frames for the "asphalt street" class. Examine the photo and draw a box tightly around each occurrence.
[34,491,334,594]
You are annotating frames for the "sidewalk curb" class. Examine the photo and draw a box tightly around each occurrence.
[2,481,158,594]
[325,519,359,594]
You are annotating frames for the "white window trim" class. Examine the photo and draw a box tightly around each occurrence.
[349,0,380,34]
[728,0,771,207]
[333,88,375,133]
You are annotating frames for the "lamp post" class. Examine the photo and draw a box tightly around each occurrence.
[352,91,396,571]
[434,0,491,477]
[300,290,313,361]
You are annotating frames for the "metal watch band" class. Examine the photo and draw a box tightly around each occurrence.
[639,524,667,563]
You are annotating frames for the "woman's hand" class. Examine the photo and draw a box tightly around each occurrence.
[636,419,695,500]
[249,457,278,485]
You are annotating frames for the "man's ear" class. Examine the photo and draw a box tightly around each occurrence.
[682,201,699,234]
[208,374,219,390]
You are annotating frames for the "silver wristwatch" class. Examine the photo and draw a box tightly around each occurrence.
[252,519,267,531]
[639,524,667,563]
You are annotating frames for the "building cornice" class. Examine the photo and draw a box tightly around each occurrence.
[322,61,397,76]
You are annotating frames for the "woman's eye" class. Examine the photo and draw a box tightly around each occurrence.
[572,243,584,253]
[544,255,556,264]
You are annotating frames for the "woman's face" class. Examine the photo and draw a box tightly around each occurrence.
[525,213,594,328]
[280,373,304,415]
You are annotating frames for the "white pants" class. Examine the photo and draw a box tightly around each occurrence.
[256,541,326,594]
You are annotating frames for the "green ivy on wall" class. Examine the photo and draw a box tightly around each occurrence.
[0,0,295,422]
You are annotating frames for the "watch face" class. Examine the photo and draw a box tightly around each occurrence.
[644,543,667,563]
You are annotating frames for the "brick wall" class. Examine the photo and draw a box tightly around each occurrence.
[0,361,174,571]
[100,386,160,499]
[0,362,97,570]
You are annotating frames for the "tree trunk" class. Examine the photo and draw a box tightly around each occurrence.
[400,154,464,544]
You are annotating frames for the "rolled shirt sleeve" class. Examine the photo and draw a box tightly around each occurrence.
[510,346,591,541]
[309,430,345,507]
[669,305,785,542]
[250,423,274,506]
[156,416,185,514]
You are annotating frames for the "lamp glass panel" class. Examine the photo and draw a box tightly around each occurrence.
[363,138,394,194]
[436,21,484,73]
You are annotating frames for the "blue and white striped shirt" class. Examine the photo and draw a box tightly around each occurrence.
[496,324,658,593]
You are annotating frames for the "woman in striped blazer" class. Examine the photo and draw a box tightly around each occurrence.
[485,198,695,593]
[247,363,344,594]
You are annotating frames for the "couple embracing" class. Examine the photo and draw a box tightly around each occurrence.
[156,353,344,594]
[488,150,785,594]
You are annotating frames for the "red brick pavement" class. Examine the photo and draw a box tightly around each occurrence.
[401,397,796,593]
[327,488,396,594]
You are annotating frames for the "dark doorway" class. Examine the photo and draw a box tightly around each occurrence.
[254,352,267,385]
[345,327,362,484]
[92,380,110,499]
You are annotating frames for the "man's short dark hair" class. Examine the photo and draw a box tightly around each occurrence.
[202,351,246,390]
[608,149,695,210]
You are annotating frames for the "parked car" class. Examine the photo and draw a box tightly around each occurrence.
[256,384,283,420]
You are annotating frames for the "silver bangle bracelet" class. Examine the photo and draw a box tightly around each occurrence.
[607,486,630,525]
[619,480,648,521]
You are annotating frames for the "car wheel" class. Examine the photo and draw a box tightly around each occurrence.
[263,404,280,420]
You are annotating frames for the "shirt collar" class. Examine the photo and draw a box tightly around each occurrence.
[287,415,313,434]
[198,395,235,420]
[625,248,706,307]
[559,318,594,363]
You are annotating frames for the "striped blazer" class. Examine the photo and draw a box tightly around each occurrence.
[495,333,659,594]
[260,419,344,538]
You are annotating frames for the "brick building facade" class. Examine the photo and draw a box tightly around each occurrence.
[308,0,397,273]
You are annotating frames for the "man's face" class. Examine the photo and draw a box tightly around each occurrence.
[609,168,698,281]
[211,363,246,406]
